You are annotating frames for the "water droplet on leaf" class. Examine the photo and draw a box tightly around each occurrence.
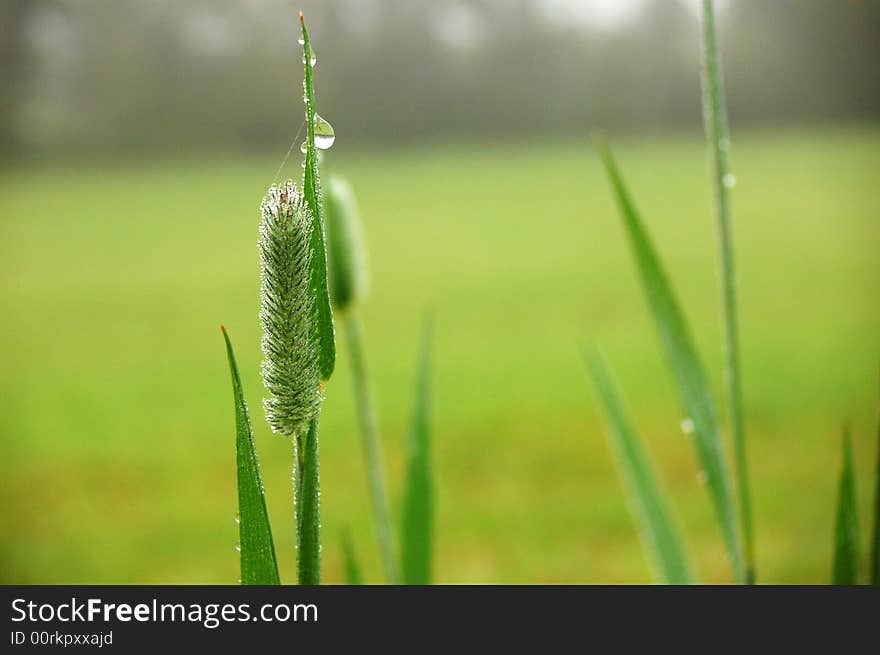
[297,38,316,67]
[723,173,737,188]
[680,418,695,435]
[314,114,335,150]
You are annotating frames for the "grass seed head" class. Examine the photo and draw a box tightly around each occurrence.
[324,175,369,313]
[258,179,323,436]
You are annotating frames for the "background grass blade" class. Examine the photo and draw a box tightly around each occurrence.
[299,13,336,381]
[832,427,860,585]
[324,175,397,583]
[297,417,321,585]
[221,326,280,585]
[345,313,399,583]
[341,527,363,585]
[584,348,695,584]
[873,389,880,585]
[400,318,434,585]
[596,138,745,583]
[699,0,754,584]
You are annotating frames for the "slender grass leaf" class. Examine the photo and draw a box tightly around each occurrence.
[299,13,336,381]
[699,0,754,584]
[872,396,880,585]
[584,348,695,584]
[298,417,321,585]
[341,527,363,585]
[401,319,434,585]
[345,313,398,583]
[221,326,280,586]
[596,138,745,583]
[833,427,860,584]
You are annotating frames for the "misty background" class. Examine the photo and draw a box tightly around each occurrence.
[2,0,879,162]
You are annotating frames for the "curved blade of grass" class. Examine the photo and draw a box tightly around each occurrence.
[345,313,399,583]
[221,326,280,585]
[699,0,754,585]
[400,318,434,585]
[584,348,695,584]
[341,527,363,585]
[596,138,745,583]
[833,427,860,584]
[299,12,336,381]
[297,417,321,585]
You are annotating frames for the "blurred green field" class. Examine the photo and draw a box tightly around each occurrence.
[1,127,878,584]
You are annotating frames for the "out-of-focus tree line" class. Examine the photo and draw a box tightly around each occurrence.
[1,0,878,161]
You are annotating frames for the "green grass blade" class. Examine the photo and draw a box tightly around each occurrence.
[596,138,745,583]
[299,13,336,381]
[833,427,860,584]
[345,313,399,583]
[872,396,880,585]
[584,348,695,584]
[699,0,754,584]
[400,319,434,585]
[221,326,280,585]
[341,527,363,585]
[297,417,321,585]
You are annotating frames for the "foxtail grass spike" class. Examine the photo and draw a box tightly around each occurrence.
[222,326,281,585]
[258,180,323,437]
[585,347,695,584]
[832,427,860,584]
[299,13,336,381]
[596,136,745,583]
[325,175,370,313]
[700,0,755,585]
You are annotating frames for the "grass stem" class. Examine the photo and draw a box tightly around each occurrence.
[345,312,399,583]
[700,0,754,584]
[297,418,321,584]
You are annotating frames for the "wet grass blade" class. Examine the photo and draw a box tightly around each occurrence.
[341,527,363,585]
[400,319,434,585]
[833,427,860,584]
[584,348,695,584]
[299,12,336,381]
[221,326,280,585]
[700,0,754,584]
[298,417,321,585]
[596,138,745,583]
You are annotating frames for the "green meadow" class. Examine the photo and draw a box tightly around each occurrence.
[1,126,878,583]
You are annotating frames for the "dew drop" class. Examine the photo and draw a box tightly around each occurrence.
[234,512,240,525]
[300,141,308,154]
[297,38,316,67]
[234,544,241,553]
[680,418,695,435]
[722,173,737,189]
[314,114,335,150]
